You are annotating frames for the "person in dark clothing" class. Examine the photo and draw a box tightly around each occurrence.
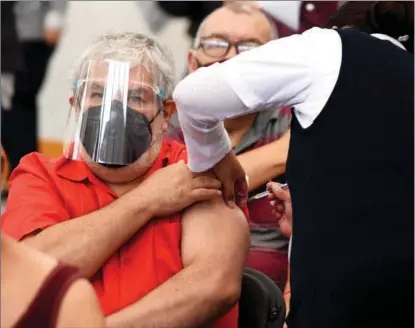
[1,1,23,74]
[173,2,414,328]
[1,1,22,198]
[1,1,67,183]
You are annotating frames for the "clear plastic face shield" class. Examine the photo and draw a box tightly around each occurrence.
[63,59,165,167]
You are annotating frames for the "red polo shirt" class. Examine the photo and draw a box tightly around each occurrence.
[1,140,239,327]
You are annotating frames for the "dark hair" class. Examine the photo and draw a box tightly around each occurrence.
[328,1,414,53]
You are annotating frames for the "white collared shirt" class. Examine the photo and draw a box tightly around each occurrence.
[173,27,405,172]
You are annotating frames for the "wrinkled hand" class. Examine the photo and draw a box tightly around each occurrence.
[211,151,248,209]
[140,160,222,217]
[267,182,292,238]
[43,28,61,45]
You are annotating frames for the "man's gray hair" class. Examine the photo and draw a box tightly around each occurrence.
[73,32,175,99]
[194,4,279,48]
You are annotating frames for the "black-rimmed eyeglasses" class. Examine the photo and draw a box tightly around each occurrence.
[198,37,263,58]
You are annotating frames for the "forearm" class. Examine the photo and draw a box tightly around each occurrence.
[23,192,152,278]
[107,265,236,328]
[239,130,290,191]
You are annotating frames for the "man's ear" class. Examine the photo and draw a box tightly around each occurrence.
[187,49,198,73]
[163,99,176,119]
[161,100,176,131]
[69,96,74,105]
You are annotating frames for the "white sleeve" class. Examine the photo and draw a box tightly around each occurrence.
[173,27,342,172]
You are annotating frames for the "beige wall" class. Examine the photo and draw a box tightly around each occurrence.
[37,1,191,155]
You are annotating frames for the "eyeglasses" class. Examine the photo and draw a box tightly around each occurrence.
[198,37,263,58]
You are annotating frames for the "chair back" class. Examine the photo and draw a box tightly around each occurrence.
[238,267,286,328]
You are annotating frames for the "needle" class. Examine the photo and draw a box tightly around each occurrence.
[247,183,288,202]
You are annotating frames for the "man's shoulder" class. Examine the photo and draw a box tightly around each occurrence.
[9,152,85,189]
[164,139,188,164]
[12,152,62,177]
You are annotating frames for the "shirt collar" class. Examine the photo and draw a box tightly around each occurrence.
[371,33,406,50]
[55,156,90,182]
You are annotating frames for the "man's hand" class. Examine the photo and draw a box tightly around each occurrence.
[267,182,292,238]
[139,161,222,217]
[210,151,248,209]
[43,28,61,45]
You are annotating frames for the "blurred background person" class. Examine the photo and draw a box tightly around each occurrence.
[1,1,23,98]
[166,3,291,291]
[1,1,22,195]
[141,1,222,78]
[140,1,222,39]
[2,232,104,327]
[156,1,223,39]
[1,1,67,198]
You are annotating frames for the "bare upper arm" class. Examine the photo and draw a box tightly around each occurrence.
[56,278,105,328]
[181,197,250,279]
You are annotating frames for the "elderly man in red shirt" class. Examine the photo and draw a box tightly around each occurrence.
[1,32,250,328]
